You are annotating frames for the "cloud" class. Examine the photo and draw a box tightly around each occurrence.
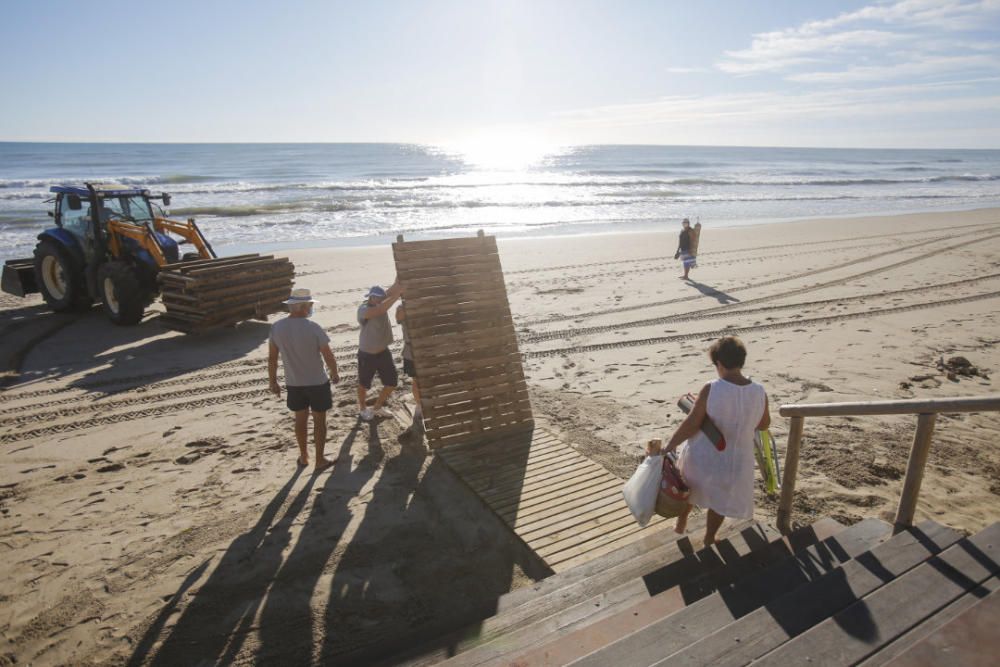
[551,78,1000,131]
[716,0,1000,77]
[788,53,1000,83]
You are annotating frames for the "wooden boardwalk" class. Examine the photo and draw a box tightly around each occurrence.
[436,426,668,573]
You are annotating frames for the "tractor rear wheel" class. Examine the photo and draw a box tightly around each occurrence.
[33,239,91,312]
[98,261,147,325]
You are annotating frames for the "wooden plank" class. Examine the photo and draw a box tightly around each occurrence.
[399,269,505,291]
[460,450,588,492]
[185,256,284,276]
[571,518,893,667]
[440,438,565,475]
[487,468,611,510]
[497,524,791,667]
[516,491,627,537]
[865,579,1000,667]
[393,234,497,254]
[424,408,533,437]
[420,381,528,407]
[394,251,501,274]
[160,253,259,271]
[753,522,1000,667]
[424,399,532,427]
[436,431,559,465]
[476,460,609,501]
[551,523,672,573]
[428,420,534,450]
[496,477,621,519]
[886,587,1000,667]
[442,444,566,483]
[534,510,637,556]
[656,520,964,667]
[780,395,1000,417]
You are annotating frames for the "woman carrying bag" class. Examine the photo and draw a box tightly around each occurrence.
[658,336,771,547]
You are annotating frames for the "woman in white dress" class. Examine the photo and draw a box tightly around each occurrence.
[661,336,771,546]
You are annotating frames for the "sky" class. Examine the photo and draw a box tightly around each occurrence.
[1,0,998,148]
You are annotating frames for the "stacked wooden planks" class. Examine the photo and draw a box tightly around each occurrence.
[157,254,294,333]
[393,233,532,449]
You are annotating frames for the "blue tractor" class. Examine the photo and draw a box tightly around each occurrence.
[2,183,217,325]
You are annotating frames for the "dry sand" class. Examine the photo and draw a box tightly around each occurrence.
[2,208,1000,665]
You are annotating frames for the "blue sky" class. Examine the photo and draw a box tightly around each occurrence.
[1,0,998,148]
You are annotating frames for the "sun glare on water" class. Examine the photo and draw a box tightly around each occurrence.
[449,132,558,171]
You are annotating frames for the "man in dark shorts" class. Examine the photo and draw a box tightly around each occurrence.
[268,288,340,472]
[357,282,401,421]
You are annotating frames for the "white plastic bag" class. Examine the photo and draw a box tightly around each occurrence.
[622,454,663,527]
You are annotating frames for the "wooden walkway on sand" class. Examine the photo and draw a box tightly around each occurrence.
[436,426,667,573]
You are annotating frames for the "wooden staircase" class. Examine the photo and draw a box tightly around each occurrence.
[380,517,998,667]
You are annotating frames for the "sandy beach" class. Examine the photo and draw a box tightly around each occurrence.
[2,208,1000,665]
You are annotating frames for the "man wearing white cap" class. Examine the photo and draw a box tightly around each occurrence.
[357,281,401,421]
[268,288,340,472]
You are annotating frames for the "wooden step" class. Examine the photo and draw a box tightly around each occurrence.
[441,522,785,667]
[493,515,699,615]
[569,517,893,667]
[883,585,999,667]
[653,520,963,667]
[752,521,1000,666]
[474,519,842,667]
[387,520,750,667]
[858,577,1000,666]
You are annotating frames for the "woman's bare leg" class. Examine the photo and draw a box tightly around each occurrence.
[704,509,725,546]
[675,503,692,534]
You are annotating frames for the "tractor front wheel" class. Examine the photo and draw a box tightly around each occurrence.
[33,239,91,312]
[98,261,147,326]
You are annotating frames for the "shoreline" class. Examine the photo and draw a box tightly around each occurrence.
[213,204,1000,258]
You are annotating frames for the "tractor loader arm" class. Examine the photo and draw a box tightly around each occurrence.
[154,217,216,260]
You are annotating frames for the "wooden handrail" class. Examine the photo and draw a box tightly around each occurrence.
[776,394,1000,535]
[780,395,1000,417]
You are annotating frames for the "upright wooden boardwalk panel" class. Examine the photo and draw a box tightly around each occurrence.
[393,234,533,450]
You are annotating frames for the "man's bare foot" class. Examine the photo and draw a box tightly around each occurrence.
[675,514,688,534]
[297,457,309,467]
[313,457,336,473]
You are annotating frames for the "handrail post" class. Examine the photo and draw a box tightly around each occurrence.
[776,415,805,535]
[893,412,937,532]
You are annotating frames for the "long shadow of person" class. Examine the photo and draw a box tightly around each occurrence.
[313,433,548,665]
[131,465,307,666]
[254,421,380,664]
[685,280,740,305]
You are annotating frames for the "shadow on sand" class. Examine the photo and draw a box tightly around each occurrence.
[685,280,740,305]
[133,422,545,666]
[2,303,269,393]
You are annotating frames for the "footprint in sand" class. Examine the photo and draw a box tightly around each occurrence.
[96,463,125,473]
[162,426,183,438]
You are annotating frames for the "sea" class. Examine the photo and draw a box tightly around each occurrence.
[2,142,1000,262]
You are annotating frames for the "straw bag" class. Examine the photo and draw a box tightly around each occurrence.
[655,454,691,519]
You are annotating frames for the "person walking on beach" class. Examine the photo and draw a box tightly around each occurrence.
[656,336,770,546]
[395,303,423,438]
[357,282,402,421]
[674,218,696,280]
[268,288,340,472]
